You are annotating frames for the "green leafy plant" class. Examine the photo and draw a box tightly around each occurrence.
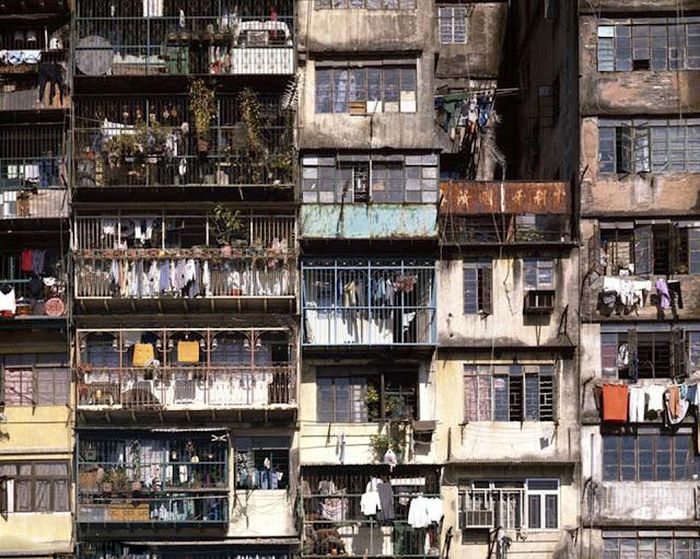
[212,203,245,246]
[189,79,216,150]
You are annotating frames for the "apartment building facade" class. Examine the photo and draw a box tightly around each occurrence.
[0,2,591,559]
[579,0,700,558]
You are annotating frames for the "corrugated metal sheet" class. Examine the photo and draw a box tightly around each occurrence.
[440,181,569,215]
[300,204,437,239]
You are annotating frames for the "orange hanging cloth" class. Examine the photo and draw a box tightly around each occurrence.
[177,340,200,363]
[602,384,629,423]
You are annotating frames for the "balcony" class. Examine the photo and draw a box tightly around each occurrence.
[77,432,229,528]
[73,0,294,77]
[302,259,436,347]
[301,466,442,559]
[439,181,572,245]
[73,93,293,190]
[76,327,297,422]
[72,212,297,313]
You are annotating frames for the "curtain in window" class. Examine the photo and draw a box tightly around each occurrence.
[4,369,32,406]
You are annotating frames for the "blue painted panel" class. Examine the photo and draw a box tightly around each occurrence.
[300,204,437,239]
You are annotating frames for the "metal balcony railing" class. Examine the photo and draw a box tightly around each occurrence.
[73,0,294,76]
[73,94,294,188]
[302,259,436,346]
[77,365,296,409]
[0,278,68,318]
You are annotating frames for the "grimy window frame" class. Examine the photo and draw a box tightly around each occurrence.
[0,461,70,513]
[598,118,700,175]
[314,0,417,10]
[597,17,700,72]
[463,259,492,315]
[603,536,700,559]
[463,363,555,423]
[437,5,468,45]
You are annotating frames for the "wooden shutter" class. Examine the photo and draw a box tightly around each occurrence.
[463,266,478,314]
[588,224,605,278]
[671,328,688,379]
[634,225,653,275]
[481,265,493,314]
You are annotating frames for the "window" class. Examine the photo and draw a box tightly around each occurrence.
[233,437,290,490]
[599,118,700,174]
[463,259,492,315]
[463,364,554,422]
[0,462,70,512]
[315,0,416,9]
[601,329,688,379]
[523,258,554,289]
[603,537,700,559]
[301,154,438,204]
[1,353,69,406]
[317,369,417,423]
[458,479,559,531]
[597,18,700,72]
[602,431,700,481]
[438,6,468,44]
[315,65,417,114]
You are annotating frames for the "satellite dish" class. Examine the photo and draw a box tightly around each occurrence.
[76,35,113,76]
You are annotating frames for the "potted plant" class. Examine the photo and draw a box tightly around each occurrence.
[212,203,246,256]
[101,468,113,494]
[189,79,216,153]
[110,466,129,494]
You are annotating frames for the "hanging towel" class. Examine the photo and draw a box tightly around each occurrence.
[20,249,33,272]
[601,384,628,423]
[645,385,666,420]
[628,385,645,423]
[177,340,199,363]
[133,343,155,367]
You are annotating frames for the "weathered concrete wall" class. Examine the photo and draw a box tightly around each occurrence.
[435,4,508,80]
[298,54,435,150]
[298,2,430,53]
[0,510,73,555]
[580,118,700,216]
[437,254,578,348]
[580,0,700,13]
[580,17,700,115]
[436,353,579,464]
[298,357,442,465]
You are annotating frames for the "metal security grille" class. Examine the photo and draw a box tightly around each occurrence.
[302,258,436,346]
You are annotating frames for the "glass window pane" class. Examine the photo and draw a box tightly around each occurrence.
[545,494,558,528]
[528,494,541,529]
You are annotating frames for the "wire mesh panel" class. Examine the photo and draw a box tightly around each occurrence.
[73,94,293,187]
[302,259,436,346]
[73,0,294,76]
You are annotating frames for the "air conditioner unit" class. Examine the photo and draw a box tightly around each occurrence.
[524,289,556,314]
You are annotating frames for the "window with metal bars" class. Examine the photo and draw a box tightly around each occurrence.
[233,437,290,490]
[0,462,70,513]
[599,118,700,174]
[463,364,554,422]
[602,430,700,481]
[463,259,492,315]
[315,64,417,114]
[438,6,468,44]
[597,18,700,72]
[603,536,700,559]
[601,329,687,379]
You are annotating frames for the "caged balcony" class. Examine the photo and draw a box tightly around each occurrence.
[73,0,295,77]
[302,259,436,347]
[72,212,297,313]
[73,93,294,190]
[76,327,297,422]
[77,432,230,528]
[0,124,68,222]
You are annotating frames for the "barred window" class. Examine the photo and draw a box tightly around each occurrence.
[0,462,70,513]
[315,64,417,114]
[599,118,700,174]
[438,6,468,44]
[463,259,492,315]
[602,431,700,481]
[523,258,554,289]
[463,364,554,422]
[597,18,700,72]
[603,537,700,559]
[1,354,69,406]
